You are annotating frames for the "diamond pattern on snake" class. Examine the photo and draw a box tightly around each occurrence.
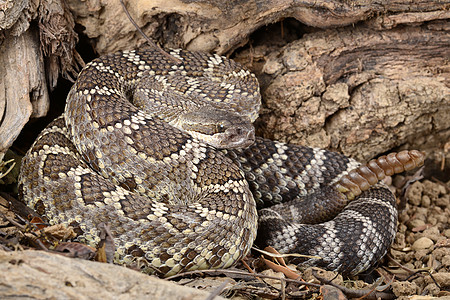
[19,48,424,277]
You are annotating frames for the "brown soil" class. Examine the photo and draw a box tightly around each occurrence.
[389,178,450,298]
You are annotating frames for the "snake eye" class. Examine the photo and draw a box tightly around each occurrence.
[216,122,227,133]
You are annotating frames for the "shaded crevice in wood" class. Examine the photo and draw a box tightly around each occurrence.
[38,0,84,88]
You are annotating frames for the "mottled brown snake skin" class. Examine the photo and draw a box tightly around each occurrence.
[19,48,425,277]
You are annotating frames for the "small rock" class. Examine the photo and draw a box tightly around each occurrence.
[427,216,438,226]
[421,195,431,207]
[414,249,430,261]
[435,214,448,225]
[398,223,408,234]
[423,283,441,296]
[416,207,428,219]
[435,194,450,207]
[406,181,423,206]
[444,229,450,238]
[404,262,415,270]
[394,232,407,248]
[391,281,418,297]
[408,219,426,230]
[442,255,450,267]
[406,232,416,244]
[412,237,434,250]
[302,267,344,285]
[425,272,450,289]
[392,175,405,189]
[419,227,442,242]
[260,269,285,290]
[423,180,442,199]
[432,248,450,260]
[390,249,406,261]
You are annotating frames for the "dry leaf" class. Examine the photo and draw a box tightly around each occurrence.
[54,242,96,260]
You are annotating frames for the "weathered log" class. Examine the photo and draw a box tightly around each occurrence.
[0,0,30,31]
[0,28,49,160]
[0,250,225,299]
[256,23,449,160]
[67,0,449,55]
[0,0,81,160]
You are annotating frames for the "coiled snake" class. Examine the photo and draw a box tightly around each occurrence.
[19,48,424,277]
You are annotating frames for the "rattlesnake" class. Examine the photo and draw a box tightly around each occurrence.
[19,48,424,277]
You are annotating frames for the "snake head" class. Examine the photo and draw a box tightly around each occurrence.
[179,108,255,149]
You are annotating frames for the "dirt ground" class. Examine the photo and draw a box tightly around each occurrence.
[178,164,450,299]
[388,176,450,298]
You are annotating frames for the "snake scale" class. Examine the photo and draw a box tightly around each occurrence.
[19,48,424,277]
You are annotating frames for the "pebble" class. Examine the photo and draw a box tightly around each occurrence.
[420,227,443,242]
[442,255,450,267]
[444,229,450,238]
[411,237,434,250]
[391,281,418,297]
[421,195,431,207]
[408,219,425,230]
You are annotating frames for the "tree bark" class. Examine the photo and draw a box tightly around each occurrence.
[67,0,449,55]
[256,23,449,160]
[0,0,81,160]
[0,250,225,300]
[0,27,49,160]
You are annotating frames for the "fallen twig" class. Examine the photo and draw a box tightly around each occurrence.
[253,246,321,260]
[312,269,395,300]
[166,268,322,288]
[205,278,232,300]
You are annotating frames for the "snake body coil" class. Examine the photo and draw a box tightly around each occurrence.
[19,48,424,277]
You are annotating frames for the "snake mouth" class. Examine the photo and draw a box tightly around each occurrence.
[219,127,255,149]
